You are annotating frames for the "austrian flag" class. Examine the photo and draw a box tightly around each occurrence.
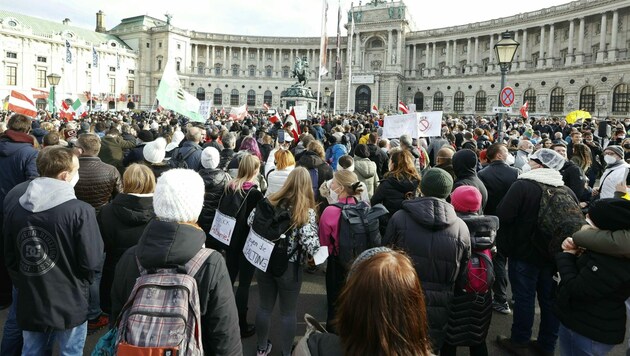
[398,100,409,114]
[8,90,37,117]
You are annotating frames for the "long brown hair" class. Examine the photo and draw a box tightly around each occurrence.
[570,142,592,172]
[386,149,422,182]
[335,250,432,356]
[267,167,315,227]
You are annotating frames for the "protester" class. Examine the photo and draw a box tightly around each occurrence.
[265,149,296,196]
[197,146,232,248]
[352,144,379,198]
[142,137,170,178]
[98,128,137,175]
[592,145,629,199]
[452,148,488,213]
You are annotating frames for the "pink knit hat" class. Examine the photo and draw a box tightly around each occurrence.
[451,186,482,213]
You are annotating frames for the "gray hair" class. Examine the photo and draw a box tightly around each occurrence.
[399,134,413,148]
[222,132,236,149]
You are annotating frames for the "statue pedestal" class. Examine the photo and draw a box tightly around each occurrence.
[280,84,318,112]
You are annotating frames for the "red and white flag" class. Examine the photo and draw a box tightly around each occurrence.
[398,100,409,114]
[8,90,37,118]
[268,114,280,124]
[262,102,270,111]
[520,101,529,119]
[285,107,301,141]
[371,103,378,114]
[229,104,248,120]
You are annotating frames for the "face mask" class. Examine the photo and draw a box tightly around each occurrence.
[504,154,515,165]
[521,163,532,172]
[604,155,618,165]
[69,172,80,187]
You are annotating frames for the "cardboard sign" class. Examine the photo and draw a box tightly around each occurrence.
[209,211,236,246]
[243,229,275,272]
[198,100,213,119]
[417,111,443,137]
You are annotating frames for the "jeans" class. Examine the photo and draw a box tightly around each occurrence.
[492,252,509,305]
[22,322,87,356]
[255,262,303,355]
[225,246,256,325]
[559,323,614,356]
[1,287,22,356]
[88,253,105,320]
[508,258,559,353]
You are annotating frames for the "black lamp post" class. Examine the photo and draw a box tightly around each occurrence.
[46,73,61,115]
[494,31,519,141]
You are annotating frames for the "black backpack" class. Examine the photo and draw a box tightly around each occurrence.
[250,199,297,277]
[332,199,388,268]
[169,145,200,169]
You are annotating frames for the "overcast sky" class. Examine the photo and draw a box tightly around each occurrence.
[3,0,572,37]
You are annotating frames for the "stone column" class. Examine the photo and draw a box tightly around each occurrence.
[567,21,574,66]
[445,40,450,75]
[576,18,585,65]
[451,40,457,75]
[546,24,555,67]
[227,47,232,74]
[538,26,545,68]
[519,30,528,69]
[211,46,215,75]
[425,43,430,77]
[474,37,479,73]
[412,44,417,77]
[396,29,403,66]
[354,31,361,66]
[205,45,209,74]
[489,34,495,72]
[466,38,471,73]
[257,48,260,75]
[609,10,619,60]
[597,13,607,63]
[387,30,393,65]
[273,48,277,77]
[244,47,249,75]
[193,44,198,73]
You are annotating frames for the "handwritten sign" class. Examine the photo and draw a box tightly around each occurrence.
[209,211,236,246]
[243,229,275,272]
[382,113,419,138]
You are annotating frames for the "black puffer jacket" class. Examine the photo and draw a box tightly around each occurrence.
[370,176,419,231]
[452,149,488,213]
[383,197,471,352]
[97,193,154,314]
[198,168,232,244]
[218,148,235,171]
[111,220,242,356]
[74,156,122,214]
[477,160,519,215]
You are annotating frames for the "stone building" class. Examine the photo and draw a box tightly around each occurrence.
[1,0,629,118]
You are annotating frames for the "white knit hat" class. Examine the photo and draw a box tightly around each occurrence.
[166,130,185,152]
[154,169,204,222]
[143,137,167,164]
[201,146,220,169]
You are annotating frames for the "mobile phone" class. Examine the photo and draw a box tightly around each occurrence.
[277,129,285,143]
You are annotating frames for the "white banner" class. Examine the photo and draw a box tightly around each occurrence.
[382,111,443,138]
[351,74,375,84]
[243,229,275,272]
[198,100,213,119]
[209,211,236,246]
[294,105,308,120]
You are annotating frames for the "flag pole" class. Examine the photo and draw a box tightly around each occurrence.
[346,3,354,114]
[333,0,341,116]
[317,0,326,113]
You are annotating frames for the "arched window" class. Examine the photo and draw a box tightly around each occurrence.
[330,91,335,109]
[370,38,384,48]
[414,92,424,109]
[196,87,205,101]
[523,89,537,113]
[247,90,256,106]
[475,90,486,112]
[613,84,630,113]
[579,86,596,112]
[197,62,205,75]
[453,91,464,112]
[214,64,222,76]
[433,91,443,111]
[213,88,222,105]
[550,87,564,113]
[249,65,256,77]
[230,89,239,106]
[264,90,273,105]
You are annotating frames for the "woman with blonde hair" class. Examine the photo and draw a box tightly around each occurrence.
[250,167,321,356]
[217,153,264,337]
[265,149,295,196]
[97,163,156,314]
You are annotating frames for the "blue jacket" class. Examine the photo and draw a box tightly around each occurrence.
[0,130,39,218]
[172,141,203,171]
[325,144,347,171]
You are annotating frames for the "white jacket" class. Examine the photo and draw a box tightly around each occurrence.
[265,165,295,197]
[598,161,629,199]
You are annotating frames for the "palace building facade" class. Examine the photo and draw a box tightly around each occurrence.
[1,0,630,118]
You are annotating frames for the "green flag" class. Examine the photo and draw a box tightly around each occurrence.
[47,87,54,113]
[155,60,204,122]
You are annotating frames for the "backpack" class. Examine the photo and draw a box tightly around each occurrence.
[169,145,200,169]
[248,199,297,277]
[534,182,586,259]
[332,198,388,268]
[308,168,319,199]
[460,214,498,294]
[115,248,213,356]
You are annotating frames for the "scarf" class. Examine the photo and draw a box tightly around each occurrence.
[518,168,564,187]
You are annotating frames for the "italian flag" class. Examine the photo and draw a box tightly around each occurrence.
[60,97,86,121]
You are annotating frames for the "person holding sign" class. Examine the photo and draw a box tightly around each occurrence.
[221,154,264,338]
[247,167,322,356]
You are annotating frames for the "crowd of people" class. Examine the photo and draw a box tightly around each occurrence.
[1,107,630,355]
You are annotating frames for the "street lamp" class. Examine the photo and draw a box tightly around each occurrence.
[46,73,61,115]
[494,31,519,142]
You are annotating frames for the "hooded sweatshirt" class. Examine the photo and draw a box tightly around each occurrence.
[0,130,39,215]
[452,149,488,213]
[3,178,103,331]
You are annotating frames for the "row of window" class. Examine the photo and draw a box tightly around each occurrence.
[5,67,134,95]
[412,84,630,113]
[196,88,273,106]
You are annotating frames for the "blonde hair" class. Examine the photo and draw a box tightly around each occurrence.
[334,170,364,196]
[123,164,156,194]
[229,154,260,194]
[268,167,315,227]
[274,149,295,170]
[307,140,326,160]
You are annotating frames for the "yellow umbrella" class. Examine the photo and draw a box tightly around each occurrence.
[565,110,592,124]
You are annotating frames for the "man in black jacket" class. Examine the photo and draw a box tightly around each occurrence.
[3,146,103,354]
[367,133,388,179]
[478,143,520,316]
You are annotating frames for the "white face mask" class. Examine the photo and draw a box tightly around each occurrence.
[69,172,80,187]
[504,153,515,166]
[604,155,618,165]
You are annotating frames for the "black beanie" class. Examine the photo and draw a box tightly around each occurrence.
[355,144,370,159]
[588,198,630,230]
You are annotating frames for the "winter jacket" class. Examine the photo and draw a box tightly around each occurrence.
[555,251,630,344]
[452,149,488,213]
[383,197,471,351]
[297,151,334,188]
[3,178,103,331]
[559,160,586,199]
[325,143,348,171]
[98,135,137,174]
[478,160,519,215]
[197,168,232,236]
[0,130,39,215]
[266,166,295,196]
[171,141,203,171]
[219,185,264,252]
[111,220,242,356]
[218,148,235,171]
[573,227,630,259]
[353,157,379,198]
[370,176,419,229]
[598,161,630,199]
[122,143,146,167]
[74,156,122,214]
[97,193,154,314]
[367,143,388,178]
